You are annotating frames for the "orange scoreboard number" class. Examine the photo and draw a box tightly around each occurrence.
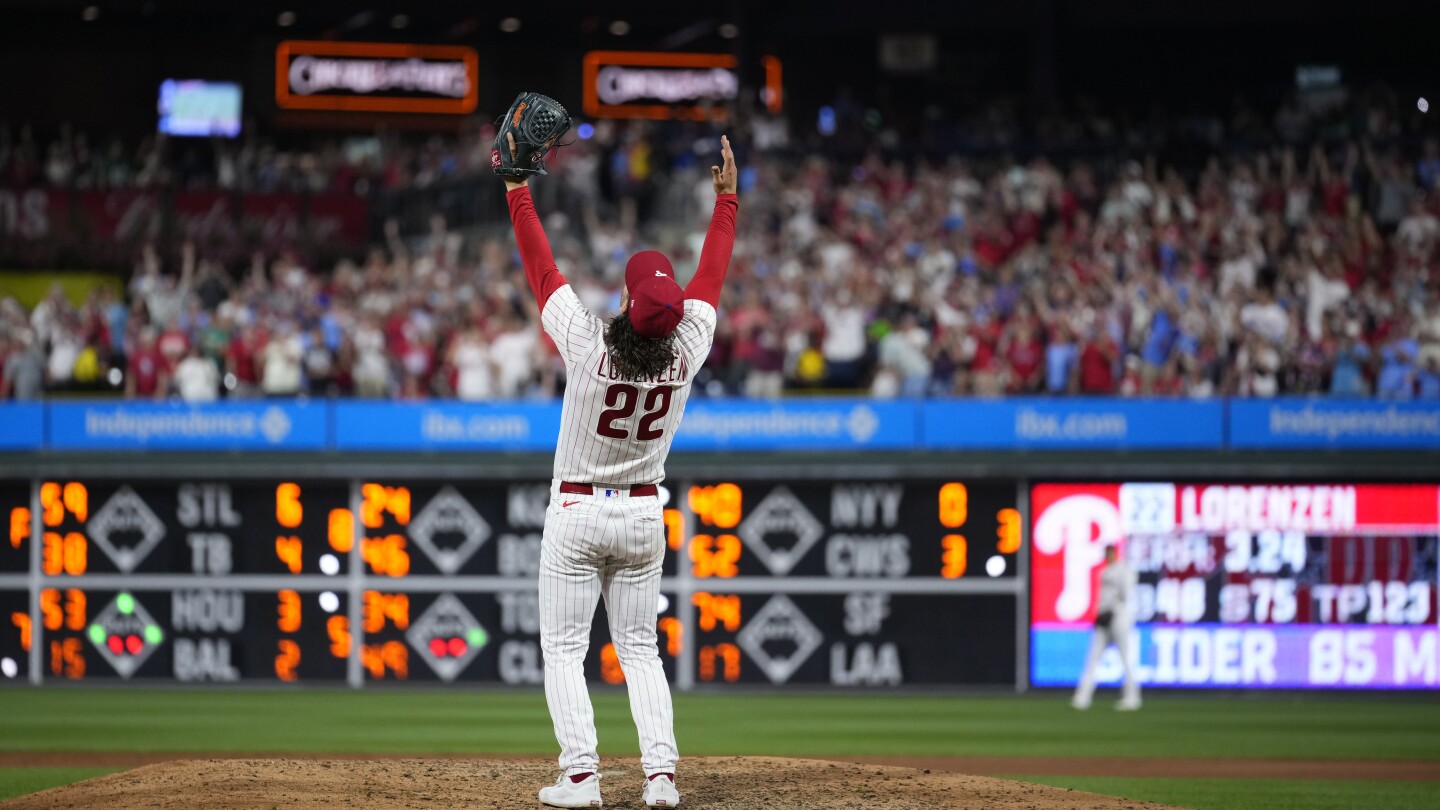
[939,482,969,578]
[39,482,89,576]
[688,483,742,578]
[938,482,1021,578]
[698,643,740,682]
[9,505,29,549]
[360,484,411,577]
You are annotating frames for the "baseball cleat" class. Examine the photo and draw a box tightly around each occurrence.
[1070,696,1091,710]
[1115,698,1142,711]
[539,773,602,808]
[643,774,680,807]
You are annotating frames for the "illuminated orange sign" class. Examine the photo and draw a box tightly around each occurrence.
[275,41,478,114]
[583,51,782,120]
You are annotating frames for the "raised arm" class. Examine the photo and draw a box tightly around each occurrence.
[505,177,568,308]
[685,135,740,308]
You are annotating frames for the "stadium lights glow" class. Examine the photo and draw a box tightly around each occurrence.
[609,20,631,36]
[719,23,739,39]
[391,14,409,29]
[500,17,521,33]
[277,10,296,27]
[82,5,99,21]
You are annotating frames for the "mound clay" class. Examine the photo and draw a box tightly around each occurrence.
[4,756,1175,809]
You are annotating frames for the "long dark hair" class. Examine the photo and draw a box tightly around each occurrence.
[604,312,677,380]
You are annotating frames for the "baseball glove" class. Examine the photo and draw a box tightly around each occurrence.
[491,92,572,177]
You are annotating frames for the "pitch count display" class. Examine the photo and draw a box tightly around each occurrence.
[1030,482,1440,690]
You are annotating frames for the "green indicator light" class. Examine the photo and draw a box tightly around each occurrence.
[116,593,136,615]
[88,625,106,645]
[143,626,163,645]
[466,628,489,648]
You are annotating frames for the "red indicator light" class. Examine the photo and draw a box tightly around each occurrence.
[126,635,143,655]
[447,638,466,657]
[429,638,447,658]
[107,635,123,654]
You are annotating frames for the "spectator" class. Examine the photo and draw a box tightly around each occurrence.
[303,327,336,397]
[742,327,786,400]
[172,345,219,403]
[1003,320,1044,394]
[872,315,931,398]
[1330,331,1372,396]
[1240,285,1289,346]
[447,323,494,402]
[3,331,45,400]
[1376,341,1417,399]
[225,322,264,398]
[125,327,166,400]
[1417,357,1440,400]
[821,290,867,389]
[259,321,303,397]
[1078,328,1119,395]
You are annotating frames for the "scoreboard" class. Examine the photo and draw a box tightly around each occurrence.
[681,480,1019,686]
[0,477,1020,688]
[1030,482,1440,690]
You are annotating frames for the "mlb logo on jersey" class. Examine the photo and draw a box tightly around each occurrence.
[604,489,620,497]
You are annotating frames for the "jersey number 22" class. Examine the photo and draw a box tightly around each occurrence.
[596,383,673,441]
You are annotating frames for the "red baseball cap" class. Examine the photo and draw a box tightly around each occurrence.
[625,251,684,339]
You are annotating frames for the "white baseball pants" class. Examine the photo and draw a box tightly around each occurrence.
[539,481,677,778]
[1073,621,1141,706]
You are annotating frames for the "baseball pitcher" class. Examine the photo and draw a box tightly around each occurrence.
[1072,544,1142,711]
[493,92,738,808]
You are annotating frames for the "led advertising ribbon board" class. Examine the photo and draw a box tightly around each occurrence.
[583,51,782,120]
[275,41,479,114]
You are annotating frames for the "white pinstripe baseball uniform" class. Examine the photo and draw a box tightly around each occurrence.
[508,186,738,782]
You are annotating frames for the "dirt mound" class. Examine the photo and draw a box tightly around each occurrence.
[3,756,1176,809]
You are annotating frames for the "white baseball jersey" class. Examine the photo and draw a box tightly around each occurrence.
[542,286,717,485]
[1095,562,1137,626]
[508,185,737,790]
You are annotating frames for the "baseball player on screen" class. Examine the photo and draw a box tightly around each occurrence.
[1072,544,1142,711]
[501,135,738,808]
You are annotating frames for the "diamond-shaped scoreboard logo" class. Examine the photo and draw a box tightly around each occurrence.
[408,487,491,574]
[736,486,824,575]
[406,593,490,682]
[735,594,823,684]
[86,592,164,678]
[87,486,166,572]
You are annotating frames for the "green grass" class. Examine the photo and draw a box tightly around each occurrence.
[1011,776,1440,810]
[1,689,1437,760]
[0,768,118,801]
[1,690,1437,807]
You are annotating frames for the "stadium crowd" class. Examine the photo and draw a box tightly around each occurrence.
[3,94,1440,402]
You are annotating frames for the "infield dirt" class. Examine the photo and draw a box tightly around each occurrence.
[2,756,1178,809]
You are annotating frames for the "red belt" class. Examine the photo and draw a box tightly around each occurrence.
[560,481,658,497]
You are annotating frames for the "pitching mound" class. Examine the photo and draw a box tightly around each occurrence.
[3,756,1177,809]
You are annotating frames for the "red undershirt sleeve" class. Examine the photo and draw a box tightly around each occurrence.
[685,194,739,308]
[506,186,568,307]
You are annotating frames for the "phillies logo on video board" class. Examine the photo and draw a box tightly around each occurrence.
[1029,484,1122,626]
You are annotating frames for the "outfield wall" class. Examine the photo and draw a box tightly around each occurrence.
[1,398,1437,693]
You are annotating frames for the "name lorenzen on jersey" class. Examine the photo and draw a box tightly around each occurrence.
[595,352,691,384]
